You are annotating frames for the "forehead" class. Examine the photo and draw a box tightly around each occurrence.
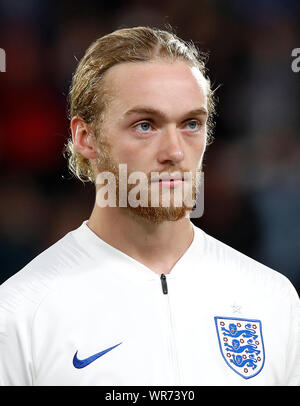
[102,60,208,117]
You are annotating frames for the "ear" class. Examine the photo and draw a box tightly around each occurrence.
[70,116,98,159]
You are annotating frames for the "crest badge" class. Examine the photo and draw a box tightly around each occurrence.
[214,316,265,379]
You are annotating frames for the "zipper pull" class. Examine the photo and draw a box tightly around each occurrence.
[160,273,168,295]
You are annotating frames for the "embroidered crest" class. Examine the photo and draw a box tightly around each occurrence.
[214,316,265,379]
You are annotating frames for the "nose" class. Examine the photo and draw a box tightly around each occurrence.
[157,125,184,165]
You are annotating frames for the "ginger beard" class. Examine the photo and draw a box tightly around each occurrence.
[94,138,201,224]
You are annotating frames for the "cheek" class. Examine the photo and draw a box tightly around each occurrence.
[107,131,154,165]
[109,139,151,170]
[188,134,206,159]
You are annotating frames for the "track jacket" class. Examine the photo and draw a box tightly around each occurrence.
[0,220,299,385]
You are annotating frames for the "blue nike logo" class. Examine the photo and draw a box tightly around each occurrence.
[73,342,122,369]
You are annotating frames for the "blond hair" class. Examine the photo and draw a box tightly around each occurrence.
[64,26,216,183]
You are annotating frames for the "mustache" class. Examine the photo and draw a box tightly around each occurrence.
[95,147,201,183]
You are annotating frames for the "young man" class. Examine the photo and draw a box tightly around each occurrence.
[0,26,299,386]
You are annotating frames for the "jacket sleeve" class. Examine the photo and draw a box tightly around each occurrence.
[285,283,300,385]
[0,285,34,386]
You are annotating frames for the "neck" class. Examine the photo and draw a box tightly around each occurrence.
[87,204,194,275]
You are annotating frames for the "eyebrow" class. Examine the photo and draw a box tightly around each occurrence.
[123,106,208,120]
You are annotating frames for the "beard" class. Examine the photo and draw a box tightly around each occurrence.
[94,138,201,224]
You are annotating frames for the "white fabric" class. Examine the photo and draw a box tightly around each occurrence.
[0,220,299,386]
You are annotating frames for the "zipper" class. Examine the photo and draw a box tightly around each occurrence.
[160,273,168,294]
[159,273,180,384]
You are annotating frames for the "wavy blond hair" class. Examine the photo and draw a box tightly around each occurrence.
[64,25,216,183]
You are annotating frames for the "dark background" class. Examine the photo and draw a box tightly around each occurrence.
[0,0,299,294]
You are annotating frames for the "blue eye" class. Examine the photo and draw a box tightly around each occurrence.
[186,120,199,130]
[136,122,152,132]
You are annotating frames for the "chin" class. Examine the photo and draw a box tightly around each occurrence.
[128,206,190,224]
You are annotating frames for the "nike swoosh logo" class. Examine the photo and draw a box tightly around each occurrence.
[73,342,122,369]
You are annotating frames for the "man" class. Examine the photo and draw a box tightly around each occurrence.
[0,26,299,386]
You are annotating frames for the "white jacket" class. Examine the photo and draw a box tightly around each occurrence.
[0,220,299,385]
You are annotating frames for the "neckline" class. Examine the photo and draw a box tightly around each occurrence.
[72,219,204,281]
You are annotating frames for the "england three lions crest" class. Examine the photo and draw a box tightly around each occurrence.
[214,316,265,379]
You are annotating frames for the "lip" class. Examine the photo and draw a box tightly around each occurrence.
[150,171,188,189]
[158,179,184,188]
[151,175,185,189]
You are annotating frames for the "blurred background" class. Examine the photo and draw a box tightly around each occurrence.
[0,0,299,294]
